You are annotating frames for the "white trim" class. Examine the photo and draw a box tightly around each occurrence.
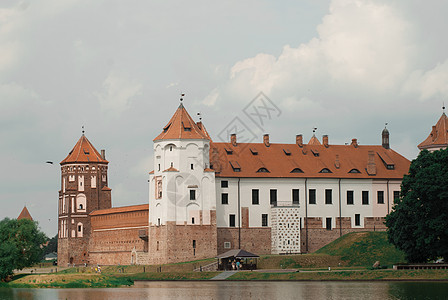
[93,225,149,232]
[59,216,68,219]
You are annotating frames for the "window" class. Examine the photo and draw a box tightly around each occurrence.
[224,242,231,249]
[221,180,228,188]
[319,168,332,173]
[79,204,83,210]
[262,214,268,227]
[377,191,384,204]
[252,189,259,205]
[190,164,194,170]
[257,167,270,173]
[190,190,196,200]
[362,191,369,205]
[221,193,228,205]
[290,168,304,173]
[170,146,173,151]
[158,218,160,226]
[193,240,196,249]
[229,214,236,227]
[348,168,361,173]
[347,190,354,205]
[309,189,316,204]
[326,218,332,230]
[270,189,277,206]
[292,189,300,205]
[393,191,400,201]
[192,217,195,224]
[158,164,160,171]
[355,214,361,226]
[325,189,332,204]
[78,225,82,232]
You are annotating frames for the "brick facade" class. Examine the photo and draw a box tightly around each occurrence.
[217,227,271,255]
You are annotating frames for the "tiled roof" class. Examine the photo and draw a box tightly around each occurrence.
[60,135,108,165]
[153,103,209,141]
[17,206,33,221]
[308,135,321,145]
[210,142,410,179]
[163,166,179,172]
[101,186,112,191]
[418,113,448,150]
[90,204,149,216]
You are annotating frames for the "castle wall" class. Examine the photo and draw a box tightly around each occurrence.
[216,227,271,255]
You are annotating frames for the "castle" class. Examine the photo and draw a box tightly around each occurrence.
[57,103,446,266]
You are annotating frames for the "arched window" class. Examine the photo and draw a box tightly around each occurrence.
[290,168,304,173]
[257,167,270,173]
[348,168,361,173]
[319,168,332,173]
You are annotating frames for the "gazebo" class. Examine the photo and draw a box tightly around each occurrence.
[216,249,259,270]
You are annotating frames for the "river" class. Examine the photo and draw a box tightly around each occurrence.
[1,281,448,299]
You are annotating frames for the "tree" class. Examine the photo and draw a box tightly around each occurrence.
[386,148,448,263]
[42,234,58,258]
[0,218,47,280]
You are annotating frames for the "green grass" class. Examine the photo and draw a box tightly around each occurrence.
[315,231,406,267]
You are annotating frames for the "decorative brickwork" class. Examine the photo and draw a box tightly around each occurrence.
[271,206,301,254]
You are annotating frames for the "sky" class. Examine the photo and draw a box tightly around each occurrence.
[1,0,447,236]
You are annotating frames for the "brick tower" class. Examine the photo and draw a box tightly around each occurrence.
[57,133,111,266]
[148,102,217,264]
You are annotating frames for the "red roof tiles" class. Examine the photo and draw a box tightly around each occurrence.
[60,135,108,165]
[17,206,33,221]
[154,104,209,141]
[90,204,149,216]
[418,113,448,150]
[210,142,410,179]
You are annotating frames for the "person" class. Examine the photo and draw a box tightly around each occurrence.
[236,261,240,271]
[232,261,236,270]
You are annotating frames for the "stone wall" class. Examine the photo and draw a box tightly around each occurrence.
[301,216,387,253]
[217,227,271,255]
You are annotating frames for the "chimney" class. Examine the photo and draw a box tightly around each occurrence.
[230,133,237,146]
[263,134,270,147]
[367,150,377,175]
[296,134,303,147]
[101,149,106,160]
[351,138,358,148]
[323,135,329,148]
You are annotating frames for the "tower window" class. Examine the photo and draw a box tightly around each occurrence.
[170,146,173,151]
[158,164,160,171]
[192,240,196,249]
[190,190,196,200]
[191,164,194,170]
[192,217,195,224]
[79,204,83,210]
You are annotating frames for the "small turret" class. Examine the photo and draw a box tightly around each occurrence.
[382,124,390,149]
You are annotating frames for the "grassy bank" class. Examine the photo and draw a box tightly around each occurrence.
[315,231,406,267]
[228,269,448,281]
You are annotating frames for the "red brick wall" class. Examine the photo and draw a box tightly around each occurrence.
[217,227,271,255]
[301,216,387,253]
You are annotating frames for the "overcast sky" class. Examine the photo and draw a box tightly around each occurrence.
[1,0,447,236]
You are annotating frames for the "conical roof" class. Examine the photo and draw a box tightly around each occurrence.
[18,206,33,221]
[60,135,108,165]
[418,113,448,150]
[154,103,209,141]
[308,135,321,145]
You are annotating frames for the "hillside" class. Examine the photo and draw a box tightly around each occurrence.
[315,231,406,267]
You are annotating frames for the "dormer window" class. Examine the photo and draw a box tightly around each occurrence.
[283,149,291,156]
[250,148,258,155]
[83,149,90,155]
[348,168,361,173]
[319,168,332,173]
[229,161,241,172]
[163,123,171,132]
[224,147,233,155]
[290,168,304,173]
[257,167,270,173]
[182,121,191,131]
[311,149,319,157]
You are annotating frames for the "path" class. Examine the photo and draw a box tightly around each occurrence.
[210,271,238,280]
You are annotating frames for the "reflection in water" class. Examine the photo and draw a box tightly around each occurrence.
[1,281,448,300]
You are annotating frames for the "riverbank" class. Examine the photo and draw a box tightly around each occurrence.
[2,268,448,288]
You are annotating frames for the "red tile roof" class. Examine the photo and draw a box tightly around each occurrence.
[154,103,209,141]
[210,142,410,179]
[308,135,321,145]
[17,206,33,221]
[90,204,149,216]
[418,113,448,150]
[60,135,108,165]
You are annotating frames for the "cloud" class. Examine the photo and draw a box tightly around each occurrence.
[94,70,142,116]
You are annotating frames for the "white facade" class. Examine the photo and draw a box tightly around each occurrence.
[149,139,216,226]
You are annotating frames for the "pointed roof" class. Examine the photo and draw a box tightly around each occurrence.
[18,206,33,221]
[154,103,209,141]
[308,135,321,145]
[418,113,448,150]
[60,135,108,165]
